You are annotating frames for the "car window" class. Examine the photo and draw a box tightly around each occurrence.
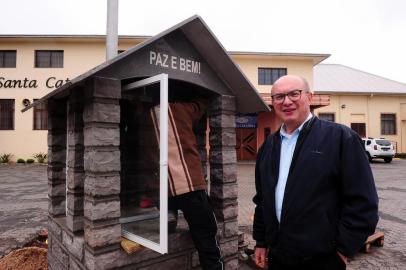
[376,140,391,146]
[366,140,371,145]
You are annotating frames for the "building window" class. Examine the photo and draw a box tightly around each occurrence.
[35,50,63,68]
[258,68,287,85]
[0,99,14,130]
[0,50,17,68]
[381,113,396,135]
[351,123,366,138]
[318,113,335,122]
[33,99,48,130]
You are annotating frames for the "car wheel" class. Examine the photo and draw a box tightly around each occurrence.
[384,157,392,163]
[366,152,372,162]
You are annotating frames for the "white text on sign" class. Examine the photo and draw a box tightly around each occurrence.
[149,51,201,74]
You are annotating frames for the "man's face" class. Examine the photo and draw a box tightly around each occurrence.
[271,77,313,129]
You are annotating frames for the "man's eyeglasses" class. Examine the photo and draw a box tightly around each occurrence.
[271,89,303,104]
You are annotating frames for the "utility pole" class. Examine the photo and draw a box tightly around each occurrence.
[106,0,119,60]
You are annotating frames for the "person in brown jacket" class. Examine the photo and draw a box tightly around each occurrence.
[148,100,223,270]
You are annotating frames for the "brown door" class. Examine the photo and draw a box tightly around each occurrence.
[351,123,366,137]
[236,128,257,160]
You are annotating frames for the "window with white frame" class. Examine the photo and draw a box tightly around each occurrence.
[120,74,169,254]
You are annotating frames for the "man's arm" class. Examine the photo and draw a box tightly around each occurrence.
[336,130,379,257]
[252,144,268,267]
[254,247,268,269]
[253,144,267,246]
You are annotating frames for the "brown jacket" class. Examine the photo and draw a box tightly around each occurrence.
[149,100,207,196]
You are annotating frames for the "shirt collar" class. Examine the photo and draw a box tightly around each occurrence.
[280,113,313,138]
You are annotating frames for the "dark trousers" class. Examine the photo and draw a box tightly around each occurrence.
[169,190,224,270]
[268,252,346,270]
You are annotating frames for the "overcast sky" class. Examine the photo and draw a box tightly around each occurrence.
[1,0,406,84]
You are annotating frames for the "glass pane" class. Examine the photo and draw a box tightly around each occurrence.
[376,140,391,146]
[0,51,16,68]
[35,51,50,67]
[4,51,16,67]
[51,51,63,67]
[258,68,265,84]
[319,113,334,122]
[381,114,395,135]
[271,69,279,84]
[264,69,271,84]
[42,110,48,129]
[121,81,163,246]
[0,99,14,130]
[280,68,287,76]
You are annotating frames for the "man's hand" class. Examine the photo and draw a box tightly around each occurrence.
[337,251,348,265]
[255,247,268,268]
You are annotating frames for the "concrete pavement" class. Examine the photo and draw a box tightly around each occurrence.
[0,164,47,257]
[1,160,406,269]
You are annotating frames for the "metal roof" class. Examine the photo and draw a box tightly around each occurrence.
[314,64,406,95]
[23,15,270,114]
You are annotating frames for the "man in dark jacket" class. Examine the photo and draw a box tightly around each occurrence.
[253,75,378,270]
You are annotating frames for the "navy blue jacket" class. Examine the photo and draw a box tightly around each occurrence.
[253,117,378,262]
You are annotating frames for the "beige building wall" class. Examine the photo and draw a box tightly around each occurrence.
[0,37,142,159]
[401,103,406,154]
[2,36,405,158]
[231,55,315,92]
[1,40,322,159]
[315,94,406,153]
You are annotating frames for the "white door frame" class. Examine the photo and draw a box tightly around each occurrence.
[121,73,168,254]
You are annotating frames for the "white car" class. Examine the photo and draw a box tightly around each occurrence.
[362,138,395,163]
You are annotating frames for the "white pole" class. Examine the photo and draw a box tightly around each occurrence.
[106,0,119,60]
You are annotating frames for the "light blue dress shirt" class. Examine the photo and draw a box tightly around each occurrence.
[275,113,312,222]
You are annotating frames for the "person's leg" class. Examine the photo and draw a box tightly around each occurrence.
[303,252,346,270]
[267,252,346,270]
[267,255,293,270]
[177,190,223,270]
[168,196,178,233]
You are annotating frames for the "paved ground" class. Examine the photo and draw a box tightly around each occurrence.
[0,164,47,257]
[237,159,406,269]
[1,160,405,269]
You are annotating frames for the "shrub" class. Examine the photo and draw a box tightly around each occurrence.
[17,158,26,163]
[33,153,47,163]
[26,159,35,164]
[0,153,14,163]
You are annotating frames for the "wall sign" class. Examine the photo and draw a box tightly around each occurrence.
[149,51,201,74]
[0,77,70,89]
[236,115,257,128]
[97,29,231,96]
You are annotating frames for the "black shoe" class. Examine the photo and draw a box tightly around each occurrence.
[168,210,178,234]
